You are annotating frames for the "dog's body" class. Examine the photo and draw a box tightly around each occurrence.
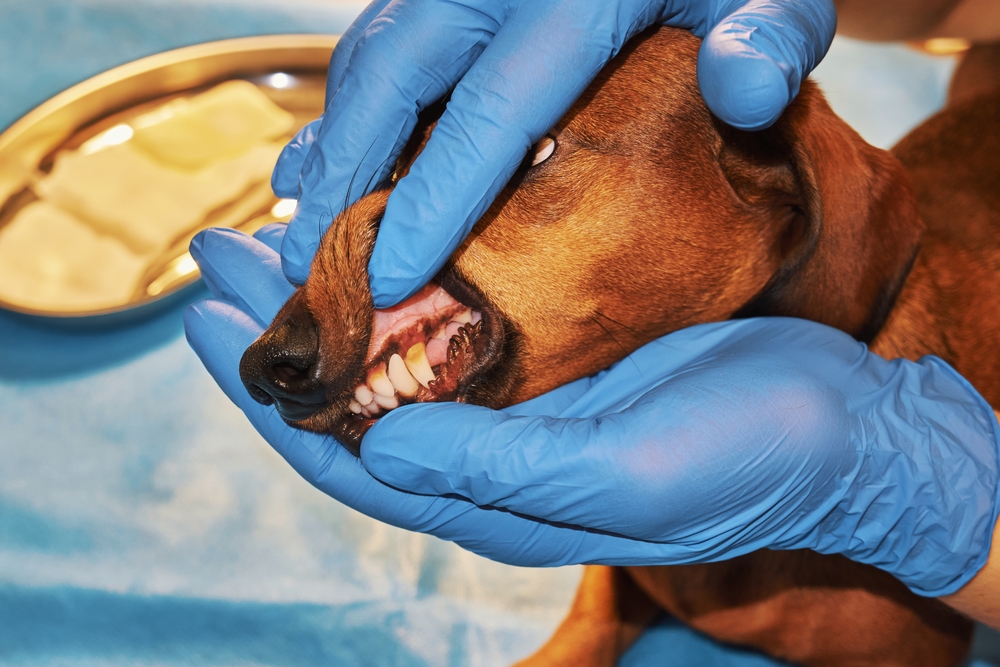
[241,28,1000,666]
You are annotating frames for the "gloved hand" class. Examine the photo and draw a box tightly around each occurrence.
[361,316,1000,598]
[185,223,999,596]
[186,223,824,564]
[274,0,838,302]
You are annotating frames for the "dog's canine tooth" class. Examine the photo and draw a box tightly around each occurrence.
[348,399,363,414]
[388,353,419,397]
[452,308,473,324]
[355,384,374,406]
[369,365,395,398]
[404,342,436,388]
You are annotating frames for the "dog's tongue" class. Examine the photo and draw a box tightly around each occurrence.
[366,283,466,364]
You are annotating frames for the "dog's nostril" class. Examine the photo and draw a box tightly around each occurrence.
[258,349,325,401]
[271,361,312,385]
[243,349,329,421]
[239,304,330,418]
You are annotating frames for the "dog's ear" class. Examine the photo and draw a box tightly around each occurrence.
[725,81,924,342]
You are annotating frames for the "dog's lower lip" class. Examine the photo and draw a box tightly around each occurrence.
[275,398,329,422]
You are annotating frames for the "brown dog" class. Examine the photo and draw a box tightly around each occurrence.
[240,27,1000,667]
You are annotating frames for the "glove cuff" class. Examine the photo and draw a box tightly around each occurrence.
[821,355,1000,598]
[903,357,1000,597]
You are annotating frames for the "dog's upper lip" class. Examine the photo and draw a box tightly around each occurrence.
[437,267,492,316]
[363,280,470,366]
[323,267,506,454]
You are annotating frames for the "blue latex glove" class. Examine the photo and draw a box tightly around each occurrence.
[361,316,1000,598]
[274,0,838,302]
[187,224,849,565]
[185,225,1000,598]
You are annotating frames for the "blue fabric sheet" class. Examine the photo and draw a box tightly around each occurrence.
[0,1,998,665]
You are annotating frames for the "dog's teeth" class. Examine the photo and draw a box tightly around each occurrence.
[404,343,436,388]
[452,308,473,325]
[370,365,395,398]
[359,406,372,418]
[355,384,374,406]
[373,392,399,410]
[431,324,448,340]
[348,400,363,414]
[387,353,419,397]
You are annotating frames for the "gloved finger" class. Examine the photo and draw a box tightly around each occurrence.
[272,117,322,199]
[697,0,836,129]
[281,0,504,285]
[184,297,371,490]
[510,322,750,418]
[366,0,667,306]
[252,222,288,254]
[501,374,598,418]
[363,402,638,528]
[363,354,851,544]
[502,340,674,417]
[270,0,411,200]
[184,298,266,405]
[183,300,694,566]
[323,0,396,107]
[189,228,295,325]
[185,297,388,513]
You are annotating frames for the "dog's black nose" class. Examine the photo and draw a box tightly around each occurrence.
[239,308,329,422]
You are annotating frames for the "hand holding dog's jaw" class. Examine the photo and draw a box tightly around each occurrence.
[273,0,837,304]
[185,225,806,567]
[361,317,1000,606]
[187,225,1000,593]
[187,246,789,565]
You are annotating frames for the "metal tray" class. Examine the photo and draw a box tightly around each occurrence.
[0,34,336,325]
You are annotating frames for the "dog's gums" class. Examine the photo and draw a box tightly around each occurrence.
[352,285,483,417]
[341,273,504,436]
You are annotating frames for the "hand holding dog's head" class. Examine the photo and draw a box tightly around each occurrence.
[241,27,922,454]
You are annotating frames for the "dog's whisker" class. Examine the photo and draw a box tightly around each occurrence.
[362,150,396,199]
[673,236,703,249]
[346,135,380,211]
[594,309,641,335]
[590,315,644,377]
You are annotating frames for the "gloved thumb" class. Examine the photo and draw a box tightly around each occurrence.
[698,0,836,130]
[361,400,642,534]
[271,117,322,199]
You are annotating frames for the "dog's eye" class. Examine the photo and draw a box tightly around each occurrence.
[528,135,556,167]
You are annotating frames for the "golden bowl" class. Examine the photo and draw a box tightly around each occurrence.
[0,34,336,324]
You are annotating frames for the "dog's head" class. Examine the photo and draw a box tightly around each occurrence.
[240,27,923,454]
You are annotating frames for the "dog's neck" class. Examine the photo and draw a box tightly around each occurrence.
[869,238,950,362]
[871,231,1000,407]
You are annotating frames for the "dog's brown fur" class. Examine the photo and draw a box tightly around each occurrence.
[245,28,1000,666]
